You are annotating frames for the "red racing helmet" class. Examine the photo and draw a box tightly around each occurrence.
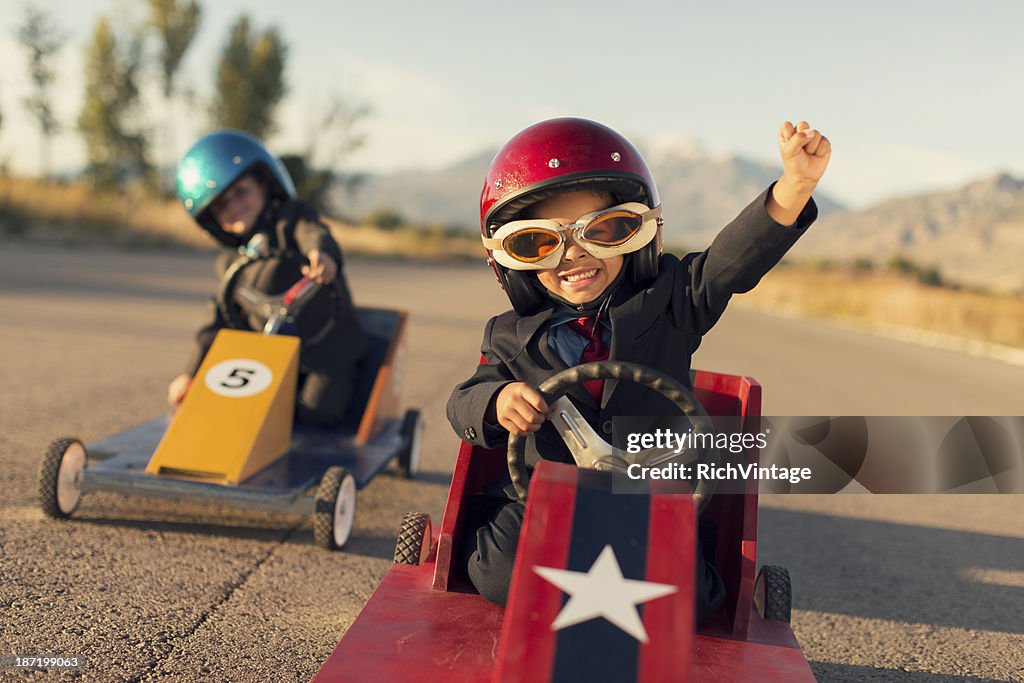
[480,118,663,314]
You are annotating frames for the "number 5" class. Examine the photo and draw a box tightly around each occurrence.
[221,367,255,389]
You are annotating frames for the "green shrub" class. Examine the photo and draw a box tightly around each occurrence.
[365,209,404,231]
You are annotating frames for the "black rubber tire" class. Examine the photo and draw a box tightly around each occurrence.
[313,466,356,550]
[393,512,432,565]
[755,565,792,623]
[39,437,85,519]
[396,409,423,479]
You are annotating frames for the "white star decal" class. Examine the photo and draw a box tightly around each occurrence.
[533,545,678,643]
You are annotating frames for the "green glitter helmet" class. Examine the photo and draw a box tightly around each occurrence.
[176,130,296,246]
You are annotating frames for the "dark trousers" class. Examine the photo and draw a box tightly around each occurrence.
[294,368,357,427]
[461,494,726,624]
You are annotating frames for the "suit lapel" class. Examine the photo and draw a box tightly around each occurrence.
[518,309,599,409]
[604,288,645,407]
[515,308,553,353]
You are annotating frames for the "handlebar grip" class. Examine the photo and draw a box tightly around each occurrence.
[283,277,316,305]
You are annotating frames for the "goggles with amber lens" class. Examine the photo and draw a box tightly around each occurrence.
[482,202,662,271]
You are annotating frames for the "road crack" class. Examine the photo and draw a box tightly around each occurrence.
[127,521,305,683]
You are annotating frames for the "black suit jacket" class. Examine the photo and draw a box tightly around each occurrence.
[447,185,817,468]
[187,199,367,377]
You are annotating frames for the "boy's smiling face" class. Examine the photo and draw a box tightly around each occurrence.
[527,190,624,305]
[209,172,268,234]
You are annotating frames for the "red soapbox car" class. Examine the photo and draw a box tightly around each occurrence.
[313,361,815,682]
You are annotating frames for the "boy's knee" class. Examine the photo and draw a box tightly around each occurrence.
[467,553,514,606]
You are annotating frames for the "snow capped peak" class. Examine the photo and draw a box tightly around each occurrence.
[640,135,711,166]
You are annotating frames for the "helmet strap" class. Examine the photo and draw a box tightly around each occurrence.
[503,269,547,316]
[630,240,660,286]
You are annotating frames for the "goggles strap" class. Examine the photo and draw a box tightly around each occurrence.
[481,235,505,250]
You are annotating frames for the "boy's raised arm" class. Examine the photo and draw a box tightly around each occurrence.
[661,120,829,335]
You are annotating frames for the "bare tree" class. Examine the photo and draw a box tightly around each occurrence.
[16,4,67,179]
[209,15,287,139]
[309,96,371,174]
[280,94,371,213]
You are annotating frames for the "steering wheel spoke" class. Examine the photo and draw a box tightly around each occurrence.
[548,397,615,469]
[233,284,268,314]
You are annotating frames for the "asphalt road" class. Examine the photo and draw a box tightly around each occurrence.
[1,244,1022,682]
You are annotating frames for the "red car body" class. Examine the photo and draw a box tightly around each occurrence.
[314,370,815,682]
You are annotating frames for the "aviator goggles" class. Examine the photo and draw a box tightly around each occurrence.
[482,202,662,271]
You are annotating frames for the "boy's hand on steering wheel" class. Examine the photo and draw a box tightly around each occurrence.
[302,250,337,284]
[492,382,549,436]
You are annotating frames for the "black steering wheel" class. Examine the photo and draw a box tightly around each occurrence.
[507,361,719,511]
[216,251,345,349]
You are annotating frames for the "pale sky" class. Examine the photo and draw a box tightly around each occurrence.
[1,0,1022,208]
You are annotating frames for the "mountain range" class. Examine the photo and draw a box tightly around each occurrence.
[793,173,1024,292]
[339,139,845,244]
[339,143,1023,292]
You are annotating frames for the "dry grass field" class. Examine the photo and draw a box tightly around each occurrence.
[740,266,1024,350]
[3,175,1021,350]
[0,175,481,259]
[0,174,204,246]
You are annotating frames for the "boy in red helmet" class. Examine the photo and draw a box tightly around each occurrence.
[447,118,830,619]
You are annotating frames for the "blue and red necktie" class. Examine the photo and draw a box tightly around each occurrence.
[566,316,609,402]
